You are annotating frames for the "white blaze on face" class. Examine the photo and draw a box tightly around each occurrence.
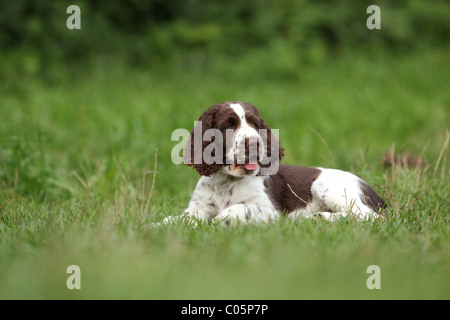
[227,103,264,173]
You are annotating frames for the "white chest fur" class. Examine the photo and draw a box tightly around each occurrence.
[184,173,278,223]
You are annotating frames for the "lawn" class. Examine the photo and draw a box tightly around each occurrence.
[0,48,449,299]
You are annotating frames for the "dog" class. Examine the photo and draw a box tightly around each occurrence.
[159,101,385,226]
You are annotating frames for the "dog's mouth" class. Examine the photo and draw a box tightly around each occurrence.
[224,150,262,175]
[240,160,259,171]
[232,156,260,172]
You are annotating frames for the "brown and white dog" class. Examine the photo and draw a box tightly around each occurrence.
[161,101,385,226]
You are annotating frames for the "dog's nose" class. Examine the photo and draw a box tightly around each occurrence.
[244,137,260,161]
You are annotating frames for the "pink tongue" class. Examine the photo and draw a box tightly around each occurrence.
[244,162,259,171]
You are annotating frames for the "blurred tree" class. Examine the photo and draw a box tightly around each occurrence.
[0,0,448,73]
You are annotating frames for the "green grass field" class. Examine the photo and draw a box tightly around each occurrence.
[0,49,449,299]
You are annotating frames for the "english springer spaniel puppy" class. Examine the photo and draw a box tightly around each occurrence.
[161,101,385,226]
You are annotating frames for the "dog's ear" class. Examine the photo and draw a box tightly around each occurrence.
[183,106,223,176]
[259,121,284,174]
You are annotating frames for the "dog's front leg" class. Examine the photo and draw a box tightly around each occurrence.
[214,203,280,226]
[152,181,217,227]
[151,204,213,228]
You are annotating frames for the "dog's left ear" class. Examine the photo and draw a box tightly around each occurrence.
[261,122,285,166]
[183,105,223,176]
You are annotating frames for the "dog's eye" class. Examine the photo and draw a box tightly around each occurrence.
[252,121,258,129]
[225,124,234,130]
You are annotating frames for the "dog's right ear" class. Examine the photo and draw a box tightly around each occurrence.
[257,121,284,176]
[242,102,284,166]
[183,105,223,176]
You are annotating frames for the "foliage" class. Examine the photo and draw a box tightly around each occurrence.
[1,0,449,76]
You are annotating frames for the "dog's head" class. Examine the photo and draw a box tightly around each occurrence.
[183,101,284,177]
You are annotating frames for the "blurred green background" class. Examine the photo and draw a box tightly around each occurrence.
[1,0,449,200]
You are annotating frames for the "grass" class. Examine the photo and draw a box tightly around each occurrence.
[0,48,449,299]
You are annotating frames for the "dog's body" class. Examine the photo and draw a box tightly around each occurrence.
[161,101,385,226]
